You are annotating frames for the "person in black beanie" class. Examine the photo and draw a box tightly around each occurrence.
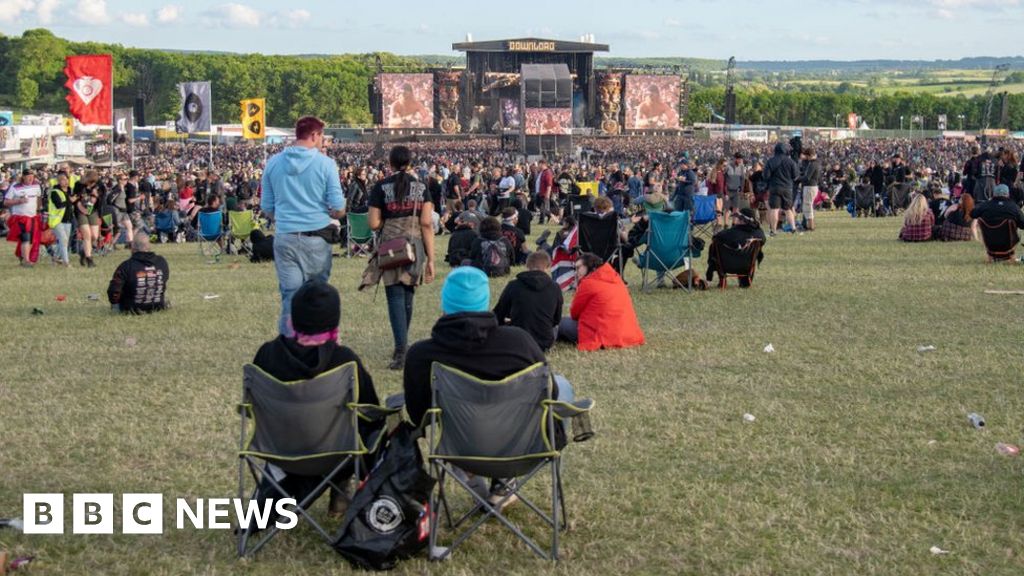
[250,280,381,518]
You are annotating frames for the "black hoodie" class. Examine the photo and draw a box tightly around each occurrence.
[403,312,546,426]
[446,226,478,266]
[493,270,563,351]
[107,251,170,313]
[763,143,800,193]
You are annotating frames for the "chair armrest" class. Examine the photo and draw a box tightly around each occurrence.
[237,402,252,416]
[349,402,402,422]
[544,398,595,419]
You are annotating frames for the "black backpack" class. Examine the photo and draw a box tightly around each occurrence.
[478,239,510,277]
[333,423,436,571]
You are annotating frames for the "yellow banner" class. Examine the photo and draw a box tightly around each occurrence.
[240,98,265,139]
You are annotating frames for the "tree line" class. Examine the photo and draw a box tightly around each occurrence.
[0,29,1019,131]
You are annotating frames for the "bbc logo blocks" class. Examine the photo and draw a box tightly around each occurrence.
[23,494,163,534]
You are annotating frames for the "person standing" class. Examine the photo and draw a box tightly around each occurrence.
[799,147,821,231]
[764,143,800,236]
[4,170,42,266]
[261,116,346,336]
[367,145,436,370]
[48,173,74,266]
[535,159,554,224]
[672,159,697,213]
[71,170,103,267]
[725,153,748,216]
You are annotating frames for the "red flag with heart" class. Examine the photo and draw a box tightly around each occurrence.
[64,54,112,125]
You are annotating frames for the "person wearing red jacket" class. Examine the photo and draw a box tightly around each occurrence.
[535,159,555,224]
[557,253,645,351]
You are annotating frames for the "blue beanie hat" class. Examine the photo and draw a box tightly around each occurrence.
[994,184,1010,197]
[441,267,490,314]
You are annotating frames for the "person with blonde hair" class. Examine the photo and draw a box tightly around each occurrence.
[898,193,935,242]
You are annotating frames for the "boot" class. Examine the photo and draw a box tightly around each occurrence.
[388,347,405,370]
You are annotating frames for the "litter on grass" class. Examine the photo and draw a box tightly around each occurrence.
[984,290,1024,296]
[55,295,66,302]
[0,519,23,531]
[202,294,221,301]
[929,546,950,555]
[917,345,936,353]
[85,293,100,301]
[125,337,137,348]
[763,344,775,354]
[995,442,1020,456]
[743,413,756,423]
[8,555,35,570]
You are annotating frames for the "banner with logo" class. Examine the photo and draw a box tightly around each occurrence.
[64,54,113,125]
[937,114,947,131]
[175,81,212,134]
[0,111,13,127]
[114,108,134,142]
[240,98,265,139]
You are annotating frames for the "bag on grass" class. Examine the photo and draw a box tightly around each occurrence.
[478,239,510,277]
[333,423,435,571]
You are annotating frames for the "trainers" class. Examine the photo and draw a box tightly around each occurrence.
[387,348,405,370]
[488,479,519,512]
[535,229,552,247]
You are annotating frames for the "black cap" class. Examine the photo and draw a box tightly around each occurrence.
[735,208,759,225]
[291,280,341,334]
[22,169,32,176]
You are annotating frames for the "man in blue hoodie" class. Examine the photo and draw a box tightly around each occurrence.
[261,116,346,336]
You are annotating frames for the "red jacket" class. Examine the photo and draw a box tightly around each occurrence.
[570,263,645,351]
[538,169,554,198]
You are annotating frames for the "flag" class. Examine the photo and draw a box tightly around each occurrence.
[114,108,133,142]
[240,98,265,139]
[550,226,579,292]
[175,81,212,133]
[937,114,948,131]
[0,111,12,127]
[63,117,75,136]
[64,54,113,125]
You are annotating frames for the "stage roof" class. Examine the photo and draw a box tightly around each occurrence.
[453,37,609,53]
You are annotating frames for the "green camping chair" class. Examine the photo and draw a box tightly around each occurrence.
[424,362,594,561]
[636,210,696,291]
[227,210,260,255]
[236,363,400,557]
[346,212,374,257]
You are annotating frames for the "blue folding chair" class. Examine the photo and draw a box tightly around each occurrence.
[154,212,179,243]
[691,195,718,241]
[636,211,696,291]
[198,210,224,259]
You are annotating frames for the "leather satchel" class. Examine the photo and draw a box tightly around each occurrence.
[376,198,420,270]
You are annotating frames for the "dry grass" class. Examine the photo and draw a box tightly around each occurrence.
[2,211,1024,575]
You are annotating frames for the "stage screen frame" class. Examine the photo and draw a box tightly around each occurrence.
[624,75,681,130]
[524,107,572,135]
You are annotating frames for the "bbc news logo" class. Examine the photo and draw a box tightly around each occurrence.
[22,494,298,534]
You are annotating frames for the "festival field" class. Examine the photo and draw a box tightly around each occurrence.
[2,211,1023,575]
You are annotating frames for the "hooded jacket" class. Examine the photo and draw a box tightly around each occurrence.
[446,226,478,266]
[763,143,800,193]
[107,251,169,313]
[493,270,564,351]
[260,146,345,234]
[403,312,546,425]
[570,263,645,352]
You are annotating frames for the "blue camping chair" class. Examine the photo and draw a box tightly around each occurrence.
[636,211,696,291]
[154,212,179,243]
[691,195,719,240]
[197,210,224,259]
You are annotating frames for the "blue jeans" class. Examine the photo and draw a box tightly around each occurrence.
[385,284,415,351]
[273,232,333,336]
[557,317,578,344]
[54,222,72,264]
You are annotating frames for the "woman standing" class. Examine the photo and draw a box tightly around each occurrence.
[71,170,104,267]
[367,146,436,370]
[48,173,74,266]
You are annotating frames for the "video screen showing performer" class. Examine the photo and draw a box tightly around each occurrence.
[524,108,571,135]
[381,74,434,129]
[625,75,680,130]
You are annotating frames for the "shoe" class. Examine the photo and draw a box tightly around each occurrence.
[488,479,519,512]
[86,257,96,268]
[769,231,776,237]
[535,229,552,247]
[328,482,351,518]
[388,348,405,370]
[79,252,86,267]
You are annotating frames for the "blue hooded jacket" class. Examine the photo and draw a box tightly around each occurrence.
[261,146,344,233]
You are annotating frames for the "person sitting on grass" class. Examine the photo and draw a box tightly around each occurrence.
[970,184,1024,260]
[557,252,645,351]
[251,280,381,519]
[403,266,577,509]
[107,233,170,314]
[493,251,564,351]
[500,207,529,265]
[469,216,514,277]
[937,193,975,242]
[446,211,479,267]
[705,208,766,288]
[898,193,935,242]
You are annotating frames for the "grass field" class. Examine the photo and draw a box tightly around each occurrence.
[2,211,1024,575]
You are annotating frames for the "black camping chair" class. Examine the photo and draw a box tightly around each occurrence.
[888,184,912,215]
[578,212,622,273]
[709,238,764,289]
[978,219,1019,262]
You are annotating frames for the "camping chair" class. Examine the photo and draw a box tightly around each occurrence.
[154,212,180,243]
[691,195,718,240]
[978,219,1019,262]
[636,210,694,291]
[577,212,622,272]
[888,184,911,215]
[853,185,876,217]
[425,363,594,562]
[564,194,592,219]
[709,238,763,289]
[237,363,400,557]
[197,210,224,260]
[227,210,260,255]
[346,212,374,257]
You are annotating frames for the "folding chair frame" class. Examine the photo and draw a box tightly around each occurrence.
[197,211,224,260]
[691,195,719,241]
[346,212,375,258]
[712,238,763,289]
[235,364,398,558]
[424,364,593,562]
[638,211,693,293]
[578,213,623,275]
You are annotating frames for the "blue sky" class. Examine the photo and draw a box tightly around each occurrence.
[1,0,1021,60]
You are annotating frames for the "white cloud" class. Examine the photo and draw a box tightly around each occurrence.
[936,7,954,17]
[285,8,309,27]
[75,0,110,24]
[36,0,59,24]
[155,4,181,23]
[666,17,682,27]
[121,11,148,26]
[0,0,35,23]
[203,3,262,28]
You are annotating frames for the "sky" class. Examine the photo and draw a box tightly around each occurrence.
[0,0,1021,60]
